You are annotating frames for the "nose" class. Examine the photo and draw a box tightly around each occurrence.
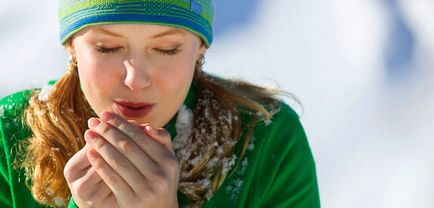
[123,59,152,91]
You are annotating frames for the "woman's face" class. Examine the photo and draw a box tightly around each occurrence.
[69,24,205,127]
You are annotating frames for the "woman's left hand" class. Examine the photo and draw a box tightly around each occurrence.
[85,111,180,208]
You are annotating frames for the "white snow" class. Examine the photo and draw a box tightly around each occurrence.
[37,85,54,101]
[0,106,4,117]
[221,154,237,177]
[172,105,194,157]
[53,197,65,207]
[264,119,272,126]
[51,147,60,152]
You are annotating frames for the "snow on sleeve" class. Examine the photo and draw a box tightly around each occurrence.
[37,85,55,101]
[0,105,4,117]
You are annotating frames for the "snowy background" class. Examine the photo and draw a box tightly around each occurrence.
[1,1,434,207]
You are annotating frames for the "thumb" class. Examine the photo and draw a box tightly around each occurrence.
[140,124,174,153]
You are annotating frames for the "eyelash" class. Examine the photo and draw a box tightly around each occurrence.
[96,47,120,54]
[95,47,180,56]
[154,48,180,55]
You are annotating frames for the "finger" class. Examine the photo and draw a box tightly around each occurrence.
[143,125,175,155]
[86,147,134,200]
[64,143,92,182]
[86,133,149,194]
[71,167,103,200]
[100,193,118,208]
[85,180,113,207]
[99,112,174,162]
[87,118,159,177]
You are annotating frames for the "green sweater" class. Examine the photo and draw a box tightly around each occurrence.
[0,83,320,208]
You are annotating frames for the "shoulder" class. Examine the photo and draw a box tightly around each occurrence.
[248,100,304,140]
[0,90,35,143]
[266,101,304,138]
[252,101,313,166]
[0,90,34,114]
[0,79,57,130]
[236,100,312,172]
[265,101,301,127]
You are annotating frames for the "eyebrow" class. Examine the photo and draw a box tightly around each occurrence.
[92,28,124,38]
[91,27,186,39]
[150,28,186,39]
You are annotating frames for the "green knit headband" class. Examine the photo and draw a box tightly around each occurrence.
[58,0,214,47]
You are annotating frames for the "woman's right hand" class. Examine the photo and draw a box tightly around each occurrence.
[64,142,117,208]
[63,120,151,208]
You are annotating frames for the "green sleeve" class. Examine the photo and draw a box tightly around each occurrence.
[202,103,321,208]
[0,116,13,208]
[256,103,320,207]
[0,90,47,208]
[68,196,78,208]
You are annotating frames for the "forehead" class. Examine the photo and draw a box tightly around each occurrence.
[74,24,194,40]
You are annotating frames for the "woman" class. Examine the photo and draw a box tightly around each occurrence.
[0,0,320,207]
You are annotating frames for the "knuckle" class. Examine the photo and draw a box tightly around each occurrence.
[105,173,119,185]
[118,139,134,152]
[74,183,90,199]
[99,123,111,135]
[63,159,80,181]
[108,157,127,170]
[137,137,150,149]
[151,174,169,193]
[110,117,123,128]
[63,163,73,180]
[164,156,179,171]
[93,137,106,150]
[91,156,105,169]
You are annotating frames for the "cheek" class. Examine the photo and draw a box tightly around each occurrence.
[155,55,195,95]
[77,57,120,112]
[75,43,121,86]
[151,55,196,126]
[78,60,118,84]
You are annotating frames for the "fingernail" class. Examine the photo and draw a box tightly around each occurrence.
[84,130,97,142]
[101,111,113,121]
[88,149,98,160]
[145,125,158,136]
[88,118,100,128]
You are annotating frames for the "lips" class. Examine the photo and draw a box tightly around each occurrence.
[114,101,155,118]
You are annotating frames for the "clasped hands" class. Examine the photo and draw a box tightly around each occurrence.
[64,111,180,208]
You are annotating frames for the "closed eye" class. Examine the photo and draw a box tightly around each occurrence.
[154,48,180,56]
[95,46,121,54]
[95,46,180,55]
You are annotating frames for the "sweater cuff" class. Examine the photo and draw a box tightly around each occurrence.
[67,196,77,208]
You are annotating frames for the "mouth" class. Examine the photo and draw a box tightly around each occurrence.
[114,100,155,118]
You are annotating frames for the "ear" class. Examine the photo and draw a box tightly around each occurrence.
[64,40,76,59]
[197,43,206,60]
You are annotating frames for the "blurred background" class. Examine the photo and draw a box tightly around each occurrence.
[1,0,433,207]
